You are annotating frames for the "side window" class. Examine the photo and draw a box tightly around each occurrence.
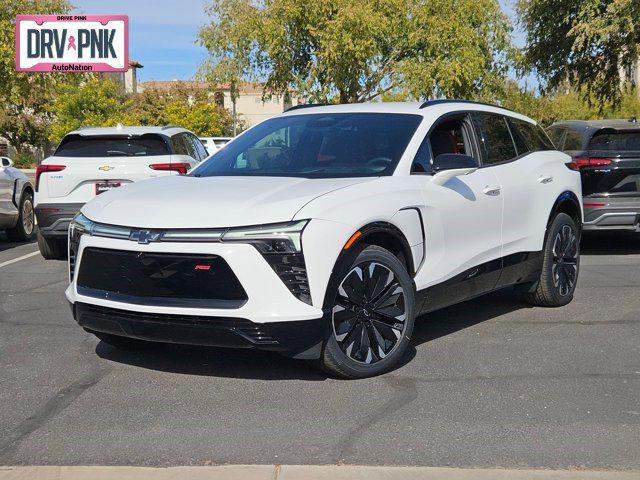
[172,134,189,156]
[563,129,583,151]
[472,112,517,165]
[411,114,477,174]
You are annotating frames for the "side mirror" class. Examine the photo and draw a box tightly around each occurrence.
[431,153,478,186]
[1,158,13,167]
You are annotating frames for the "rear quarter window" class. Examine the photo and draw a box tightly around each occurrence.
[55,134,169,157]
[511,119,554,152]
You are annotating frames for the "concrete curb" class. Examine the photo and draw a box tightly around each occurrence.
[0,465,638,480]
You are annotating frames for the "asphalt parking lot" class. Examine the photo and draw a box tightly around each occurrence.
[0,232,639,470]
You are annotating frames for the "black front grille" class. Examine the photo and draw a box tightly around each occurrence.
[77,248,247,308]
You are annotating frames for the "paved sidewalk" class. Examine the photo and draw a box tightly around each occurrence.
[1,466,639,480]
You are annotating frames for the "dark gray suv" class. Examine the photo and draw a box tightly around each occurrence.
[548,119,640,232]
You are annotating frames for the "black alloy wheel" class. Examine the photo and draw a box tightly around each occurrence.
[525,212,580,307]
[321,245,415,378]
[551,224,579,296]
[332,262,407,364]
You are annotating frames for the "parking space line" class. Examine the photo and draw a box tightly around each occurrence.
[0,251,40,269]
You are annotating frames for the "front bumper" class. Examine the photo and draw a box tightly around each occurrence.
[66,232,333,358]
[35,203,83,237]
[583,197,640,231]
[73,302,327,358]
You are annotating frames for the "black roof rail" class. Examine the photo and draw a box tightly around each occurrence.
[419,98,518,114]
[284,103,330,112]
[161,125,182,130]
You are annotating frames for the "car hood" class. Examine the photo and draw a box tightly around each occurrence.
[82,175,375,228]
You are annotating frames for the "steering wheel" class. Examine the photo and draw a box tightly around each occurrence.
[366,157,393,169]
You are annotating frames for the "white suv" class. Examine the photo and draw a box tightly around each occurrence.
[66,101,582,378]
[35,125,208,259]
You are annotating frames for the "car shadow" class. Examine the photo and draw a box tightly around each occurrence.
[0,231,36,252]
[581,231,640,255]
[95,341,330,381]
[393,289,530,369]
[96,289,528,381]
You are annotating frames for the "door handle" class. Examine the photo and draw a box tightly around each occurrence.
[538,175,554,184]
[483,185,501,196]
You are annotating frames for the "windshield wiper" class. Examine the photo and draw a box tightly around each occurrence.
[106,150,128,156]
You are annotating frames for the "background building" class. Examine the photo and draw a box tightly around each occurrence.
[140,80,304,130]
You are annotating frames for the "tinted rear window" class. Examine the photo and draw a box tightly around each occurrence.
[589,131,640,151]
[55,134,170,157]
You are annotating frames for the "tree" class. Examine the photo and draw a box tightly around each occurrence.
[0,0,74,155]
[199,0,512,104]
[517,0,640,109]
[47,78,126,143]
[118,83,236,136]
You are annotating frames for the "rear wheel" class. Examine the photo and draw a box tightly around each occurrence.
[37,230,67,260]
[320,245,415,379]
[525,212,580,307]
[6,191,35,242]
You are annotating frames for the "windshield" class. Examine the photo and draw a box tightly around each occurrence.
[192,113,422,178]
[55,134,170,157]
[589,131,640,151]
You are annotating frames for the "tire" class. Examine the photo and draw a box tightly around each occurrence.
[524,212,580,307]
[6,190,35,242]
[86,329,152,350]
[37,230,67,260]
[320,245,416,379]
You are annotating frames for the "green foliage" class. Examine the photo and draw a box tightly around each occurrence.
[199,0,513,103]
[497,82,640,127]
[117,83,236,136]
[48,80,236,141]
[517,0,640,109]
[13,150,36,168]
[48,78,126,143]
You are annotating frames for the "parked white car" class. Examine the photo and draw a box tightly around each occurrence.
[199,136,232,155]
[35,125,208,259]
[66,101,582,378]
[0,156,35,242]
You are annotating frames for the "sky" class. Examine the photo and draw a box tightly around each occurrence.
[72,0,532,86]
[72,0,210,82]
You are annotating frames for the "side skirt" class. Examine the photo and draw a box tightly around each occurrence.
[415,251,543,316]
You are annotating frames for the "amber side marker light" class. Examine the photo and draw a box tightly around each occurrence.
[344,231,362,250]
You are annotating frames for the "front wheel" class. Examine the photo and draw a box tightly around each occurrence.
[320,245,415,379]
[524,212,580,307]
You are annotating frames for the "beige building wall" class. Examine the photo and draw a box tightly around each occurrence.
[223,92,292,127]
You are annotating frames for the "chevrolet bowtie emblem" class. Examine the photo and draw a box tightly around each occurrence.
[99,165,114,171]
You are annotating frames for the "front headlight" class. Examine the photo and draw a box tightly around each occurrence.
[70,213,94,236]
[220,220,308,253]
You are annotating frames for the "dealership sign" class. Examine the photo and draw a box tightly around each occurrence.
[15,15,128,72]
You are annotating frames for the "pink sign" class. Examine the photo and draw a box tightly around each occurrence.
[16,15,129,72]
